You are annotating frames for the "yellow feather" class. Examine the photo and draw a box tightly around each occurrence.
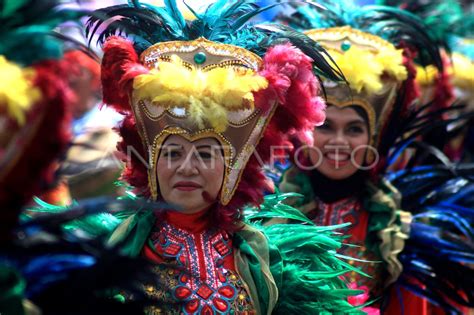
[0,56,41,125]
[133,56,268,132]
[450,53,474,90]
[327,46,406,94]
[188,96,205,129]
[376,48,407,81]
[415,65,438,86]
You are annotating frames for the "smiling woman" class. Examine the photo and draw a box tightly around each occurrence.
[310,106,370,180]
[75,0,367,314]
[276,1,449,314]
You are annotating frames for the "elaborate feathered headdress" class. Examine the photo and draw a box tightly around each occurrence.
[279,0,443,170]
[377,0,467,51]
[376,0,472,162]
[379,0,474,110]
[449,40,474,109]
[0,0,84,240]
[448,9,474,102]
[86,0,344,220]
[378,0,461,112]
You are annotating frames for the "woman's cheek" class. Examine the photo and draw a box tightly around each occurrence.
[207,161,224,198]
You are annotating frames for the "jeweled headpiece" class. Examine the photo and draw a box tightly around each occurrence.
[306,26,406,146]
[88,0,342,206]
[279,0,443,162]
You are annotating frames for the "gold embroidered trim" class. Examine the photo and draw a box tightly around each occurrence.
[140,37,262,71]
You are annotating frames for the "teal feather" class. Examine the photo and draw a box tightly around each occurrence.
[61,213,122,238]
[127,0,141,8]
[164,0,186,30]
[451,36,474,60]
[85,0,345,82]
[0,0,85,66]
[26,198,125,238]
[377,0,466,47]
[281,1,443,70]
[1,0,29,18]
[143,0,187,39]
[244,193,315,224]
[30,197,78,213]
[21,196,170,241]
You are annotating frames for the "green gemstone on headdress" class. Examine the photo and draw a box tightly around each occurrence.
[113,294,126,303]
[341,40,351,52]
[194,52,207,64]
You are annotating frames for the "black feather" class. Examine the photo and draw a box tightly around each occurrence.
[84,0,345,81]
[278,1,443,71]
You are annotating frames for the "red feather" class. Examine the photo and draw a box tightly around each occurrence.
[0,60,74,242]
[108,43,325,232]
[101,36,147,112]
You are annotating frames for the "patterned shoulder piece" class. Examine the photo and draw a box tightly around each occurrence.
[244,194,365,314]
[363,179,409,286]
[279,165,408,287]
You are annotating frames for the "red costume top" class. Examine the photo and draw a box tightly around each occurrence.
[142,209,254,315]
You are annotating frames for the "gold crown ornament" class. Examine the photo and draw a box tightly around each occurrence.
[306,26,408,147]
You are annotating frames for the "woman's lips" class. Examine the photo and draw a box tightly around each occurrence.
[173,181,202,191]
[324,152,350,167]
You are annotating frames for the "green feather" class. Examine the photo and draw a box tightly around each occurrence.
[245,193,368,314]
[0,0,85,65]
[1,0,30,18]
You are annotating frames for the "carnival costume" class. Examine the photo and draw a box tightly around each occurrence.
[378,0,474,164]
[277,1,474,313]
[0,2,165,314]
[29,0,370,314]
[448,36,474,162]
[0,0,81,242]
[382,0,474,163]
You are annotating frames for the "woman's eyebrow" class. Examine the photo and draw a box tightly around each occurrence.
[347,119,366,125]
[163,143,183,149]
[195,144,215,149]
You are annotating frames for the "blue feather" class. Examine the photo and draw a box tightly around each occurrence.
[22,255,96,297]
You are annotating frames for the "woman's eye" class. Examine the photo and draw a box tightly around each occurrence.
[197,151,213,159]
[316,123,331,131]
[347,126,364,134]
[163,150,181,159]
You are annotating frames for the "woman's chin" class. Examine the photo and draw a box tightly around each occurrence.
[168,197,208,214]
[317,165,358,181]
[179,203,211,214]
[170,188,202,199]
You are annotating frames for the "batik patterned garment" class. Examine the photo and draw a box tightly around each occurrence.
[141,210,255,315]
[307,197,384,297]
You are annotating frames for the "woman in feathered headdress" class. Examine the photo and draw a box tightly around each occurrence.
[0,2,171,314]
[0,1,82,243]
[447,37,474,162]
[378,0,472,163]
[276,1,474,314]
[61,0,368,314]
[0,0,89,312]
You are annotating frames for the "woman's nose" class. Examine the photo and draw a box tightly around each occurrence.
[176,153,199,175]
[327,130,349,145]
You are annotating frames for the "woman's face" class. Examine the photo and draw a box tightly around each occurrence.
[309,106,370,180]
[156,135,225,213]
